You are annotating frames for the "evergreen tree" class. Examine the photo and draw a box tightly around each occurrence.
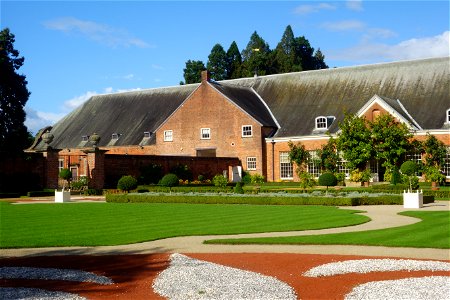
[313,48,328,69]
[0,28,31,154]
[183,60,206,84]
[295,36,315,71]
[226,41,242,79]
[207,43,227,81]
[241,31,272,77]
[274,25,302,73]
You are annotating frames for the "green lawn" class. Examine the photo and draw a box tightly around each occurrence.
[206,211,450,249]
[0,202,368,248]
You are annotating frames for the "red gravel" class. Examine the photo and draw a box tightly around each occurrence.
[1,253,449,299]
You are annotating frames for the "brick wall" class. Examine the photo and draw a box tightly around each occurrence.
[0,153,45,192]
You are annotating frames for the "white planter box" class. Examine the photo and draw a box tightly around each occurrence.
[403,190,423,208]
[55,190,71,203]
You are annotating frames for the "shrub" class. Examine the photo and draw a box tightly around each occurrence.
[242,174,252,184]
[400,161,418,191]
[390,166,402,185]
[335,173,345,186]
[212,174,228,188]
[85,188,103,196]
[250,173,265,184]
[59,168,72,189]
[234,181,244,194]
[298,171,316,189]
[170,164,193,181]
[318,173,337,191]
[159,173,179,189]
[139,164,163,184]
[197,174,205,182]
[117,175,138,192]
[71,176,88,190]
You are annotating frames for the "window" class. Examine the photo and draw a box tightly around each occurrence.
[58,159,64,173]
[201,128,211,140]
[81,135,89,142]
[280,152,293,179]
[242,125,253,137]
[111,133,120,140]
[315,116,327,129]
[443,147,450,177]
[247,157,257,170]
[337,153,350,178]
[446,109,450,123]
[307,150,321,178]
[406,151,423,176]
[144,131,152,138]
[164,130,173,142]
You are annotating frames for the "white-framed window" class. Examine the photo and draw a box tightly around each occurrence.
[81,135,89,142]
[247,157,257,170]
[201,128,211,140]
[315,116,327,129]
[446,108,450,123]
[111,133,120,140]
[406,151,423,176]
[58,159,64,173]
[337,154,350,178]
[242,125,253,137]
[280,152,293,179]
[164,130,173,142]
[144,131,152,138]
[443,147,450,177]
[307,150,321,178]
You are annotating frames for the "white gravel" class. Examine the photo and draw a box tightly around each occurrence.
[0,287,86,300]
[303,259,450,277]
[0,267,113,284]
[153,253,296,300]
[345,276,450,300]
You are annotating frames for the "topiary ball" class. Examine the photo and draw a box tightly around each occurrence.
[400,161,418,176]
[160,173,179,188]
[117,175,138,192]
[318,172,338,187]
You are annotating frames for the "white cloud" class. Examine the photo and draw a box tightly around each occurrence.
[63,90,98,111]
[123,74,135,80]
[321,20,366,31]
[346,0,363,11]
[293,3,336,15]
[43,17,152,48]
[327,31,450,63]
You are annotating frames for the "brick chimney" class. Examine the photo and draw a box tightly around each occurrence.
[201,70,210,82]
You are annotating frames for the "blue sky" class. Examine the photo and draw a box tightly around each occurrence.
[2,0,449,134]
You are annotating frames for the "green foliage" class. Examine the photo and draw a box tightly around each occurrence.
[422,133,447,168]
[58,168,72,181]
[241,31,272,77]
[71,176,88,190]
[288,141,310,172]
[85,188,103,196]
[0,28,31,155]
[117,175,138,192]
[298,171,317,189]
[335,173,346,185]
[317,136,339,173]
[226,41,242,79]
[170,164,193,181]
[318,173,337,189]
[197,174,205,182]
[336,114,373,169]
[400,161,418,176]
[159,173,179,188]
[424,166,445,184]
[274,25,302,73]
[182,60,205,84]
[242,173,252,184]
[390,166,402,185]
[234,181,244,194]
[139,163,163,184]
[207,43,227,80]
[250,173,265,184]
[212,174,228,188]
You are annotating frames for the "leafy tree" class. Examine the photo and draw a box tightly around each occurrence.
[400,161,418,191]
[159,173,179,192]
[369,113,413,170]
[59,168,72,189]
[207,43,227,81]
[422,133,446,168]
[0,28,31,154]
[313,48,328,69]
[288,141,310,173]
[336,114,374,170]
[318,172,337,193]
[117,175,138,192]
[317,136,339,173]
[241,31,272,77]
[226,41,242,79]
[183,60,206,84]
[274,25,302,73]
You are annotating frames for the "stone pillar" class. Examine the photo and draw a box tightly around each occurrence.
[43,149,61,189]
[85,149,107,189]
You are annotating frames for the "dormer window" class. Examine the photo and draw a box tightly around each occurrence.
[144,131,152,138]
[447,109,450,123]
[82,135,89,142]
[315,116,327,129]
[111,133,120,140]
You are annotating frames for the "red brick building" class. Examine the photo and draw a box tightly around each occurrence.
[27,57,450,188]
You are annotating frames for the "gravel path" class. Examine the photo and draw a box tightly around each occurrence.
[0,287,86,300]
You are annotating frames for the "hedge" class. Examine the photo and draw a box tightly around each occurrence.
[106,193,434,206]
[27,190,55,197]
[0,192,21,199]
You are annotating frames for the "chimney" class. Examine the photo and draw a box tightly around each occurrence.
[201,70,210,82]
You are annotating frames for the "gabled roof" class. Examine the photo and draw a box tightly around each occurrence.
[30,57,450,150]
[209,81,279,128]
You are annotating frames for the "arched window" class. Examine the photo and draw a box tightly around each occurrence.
[315,116,327,129]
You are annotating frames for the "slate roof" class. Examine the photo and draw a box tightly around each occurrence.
[30,56,450,150]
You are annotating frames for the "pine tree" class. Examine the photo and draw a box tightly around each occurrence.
[295,36,315,71]
[313,48,328,69]
[207,44,227,81]
[274,25,302,73]
[182,60,206,84]
[0,28,31,154]
[226,41,242,79]
[241,31,272,77]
